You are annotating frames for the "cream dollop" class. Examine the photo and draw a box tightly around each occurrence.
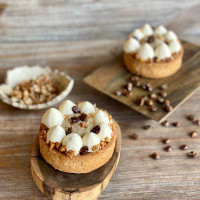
[155,43,171,59]
[165,31,177,42]
[98,122,112,141]
[42,108,64,128]
[141,24,153,36]
[62,133,83,155]
[58,100,76,115]
[154,25,167,36]
[93,110,109,125]
[138,43,154,60]
[169,40,181,53]
[131,29,144,40]
[78,101,95,114]
[83,132,100,152]
[46,125,65,143]
[123,38,141,53]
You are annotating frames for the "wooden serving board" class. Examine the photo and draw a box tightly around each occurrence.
[84,41,200,122]
[31,121,121,200]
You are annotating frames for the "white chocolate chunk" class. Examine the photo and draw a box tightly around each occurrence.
[46,125,65,143]
[62,133,83,155]
[154,25,167,36]
[169,40,181,53]
[138,43,154,60]
[141,24,153,36]
[42,108,64,128]
[155,43,171,59]
[58,100,76,115]
[83,132,100,152]
[93,110,109,125]
[98,122,112,141]
[123,38,141,53]
[165,31,177,42]
[78,101,95,114]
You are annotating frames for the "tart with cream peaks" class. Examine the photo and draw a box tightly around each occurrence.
[123,24,184,78]
[39,100,117,173]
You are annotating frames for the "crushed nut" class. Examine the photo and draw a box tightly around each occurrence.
[105,137,111,143]
[49,142,55,150]
[59,146,66,153]
[92,144,99,151]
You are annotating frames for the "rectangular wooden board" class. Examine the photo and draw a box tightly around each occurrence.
[84,41,200,122]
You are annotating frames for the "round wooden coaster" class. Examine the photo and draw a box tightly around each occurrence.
[31,121,121,200]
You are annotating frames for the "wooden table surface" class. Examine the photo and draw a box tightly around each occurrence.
[0,1,200,200]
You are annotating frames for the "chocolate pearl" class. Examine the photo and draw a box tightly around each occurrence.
[153,57,158,62]
[157,97,164,104]
[150,105,157,112]
[180,144,188,150]
[161,120,169,127]
[162,138,170,144]
[130,133,139,140]
[143,125,151,130]
[79,146,89,155]
[164,105,173,112]
[147,99,154,106]
[131,75,139,82]
[160,91,167,97]
[190,131,197,138]
[160,84,168,90]
[132,80,141,87]
[163,100,170,106]
[114,90,122,96]
[80,113,87,122]
[71,117,80,123]
[149,93,157,99]
[66,127,72,135]
[187,114,195,121]
[72,106,81,114]
[195,119,200,126]
[137,97,145,106]
[172,122,180,127]
[151,152,160,160]
[165,145,172,152]
[91,125,100,134]
[188,151,196,158]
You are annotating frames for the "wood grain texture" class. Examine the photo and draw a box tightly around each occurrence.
[84,41,200,122]
[31,121,121,200]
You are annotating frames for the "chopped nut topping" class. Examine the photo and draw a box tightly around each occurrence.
[49,142,55,150]
[66,150,75,158]
[55,142,60,150]
[92,144,99,151]
[59,146,66,153]
[105,137,111,143]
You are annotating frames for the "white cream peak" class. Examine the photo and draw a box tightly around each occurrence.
[46,125,65,144]
[141,24,153,36]
[83,132,100,152]
[132,29,144,40]
[42,108,64,128]
[123,38,141,53]
[169,40,181,53]
[58,100,76,115]
[154,25,167,36]
[78,101,95,114]
[93,110,109,125]
[155,43,171,59]
[62,133,83,155]
[138,43,154,60]
[165,31,177,42]
[98,122,112,141]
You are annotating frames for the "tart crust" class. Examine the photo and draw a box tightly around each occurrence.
[123,46,184,79]
[39,123,117,174]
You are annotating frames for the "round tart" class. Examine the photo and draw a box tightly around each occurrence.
[39,100,117,173]
[123,24,184,79]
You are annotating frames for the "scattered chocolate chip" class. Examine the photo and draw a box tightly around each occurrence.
[160,84,168,90]
[150,105,157,112]
[161,120,169,127]
[80,113,87,122]
[137,97,146,106]
[91,125,100,134]
[149,93,157,99]
[79,146,89,155]
[147,99,154,106]
[153,57,158,62]
[130,133,139,140]
[188,151,196,158]
[165,145,172,152]
[195,119,200,126]
[147,35,154,43]
[160,91,167,97]
[114,90,122,96]
[132,80,141,87]
[190,131,197,138]
[151,152,160,160]
[187,114,195,121]
[157,97,164,104]
[143,125,151,130]
[71,117,80,123]
[72,106,80,114]
[131,75,139,82]
[180,144,188,150]
[122,88,129,96]
[172,122,180,127]
[65,127,72,135]
[126,82,133,92]
[162,138,170,144]
[163,100,170,106]
[164,105,173,112]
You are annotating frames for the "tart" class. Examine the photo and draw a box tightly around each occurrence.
[123,24,184,79]
[39,100,117,173]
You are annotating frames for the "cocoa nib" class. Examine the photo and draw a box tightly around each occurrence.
[79,146,89,155]
[91,125,100,134]
[80,113,87,122]
[72,106,80,114]
[71,117,80,123]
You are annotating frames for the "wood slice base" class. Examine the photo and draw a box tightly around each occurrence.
[31,121,121,200]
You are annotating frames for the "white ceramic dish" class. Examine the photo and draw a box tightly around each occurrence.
[0,66,74,110]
